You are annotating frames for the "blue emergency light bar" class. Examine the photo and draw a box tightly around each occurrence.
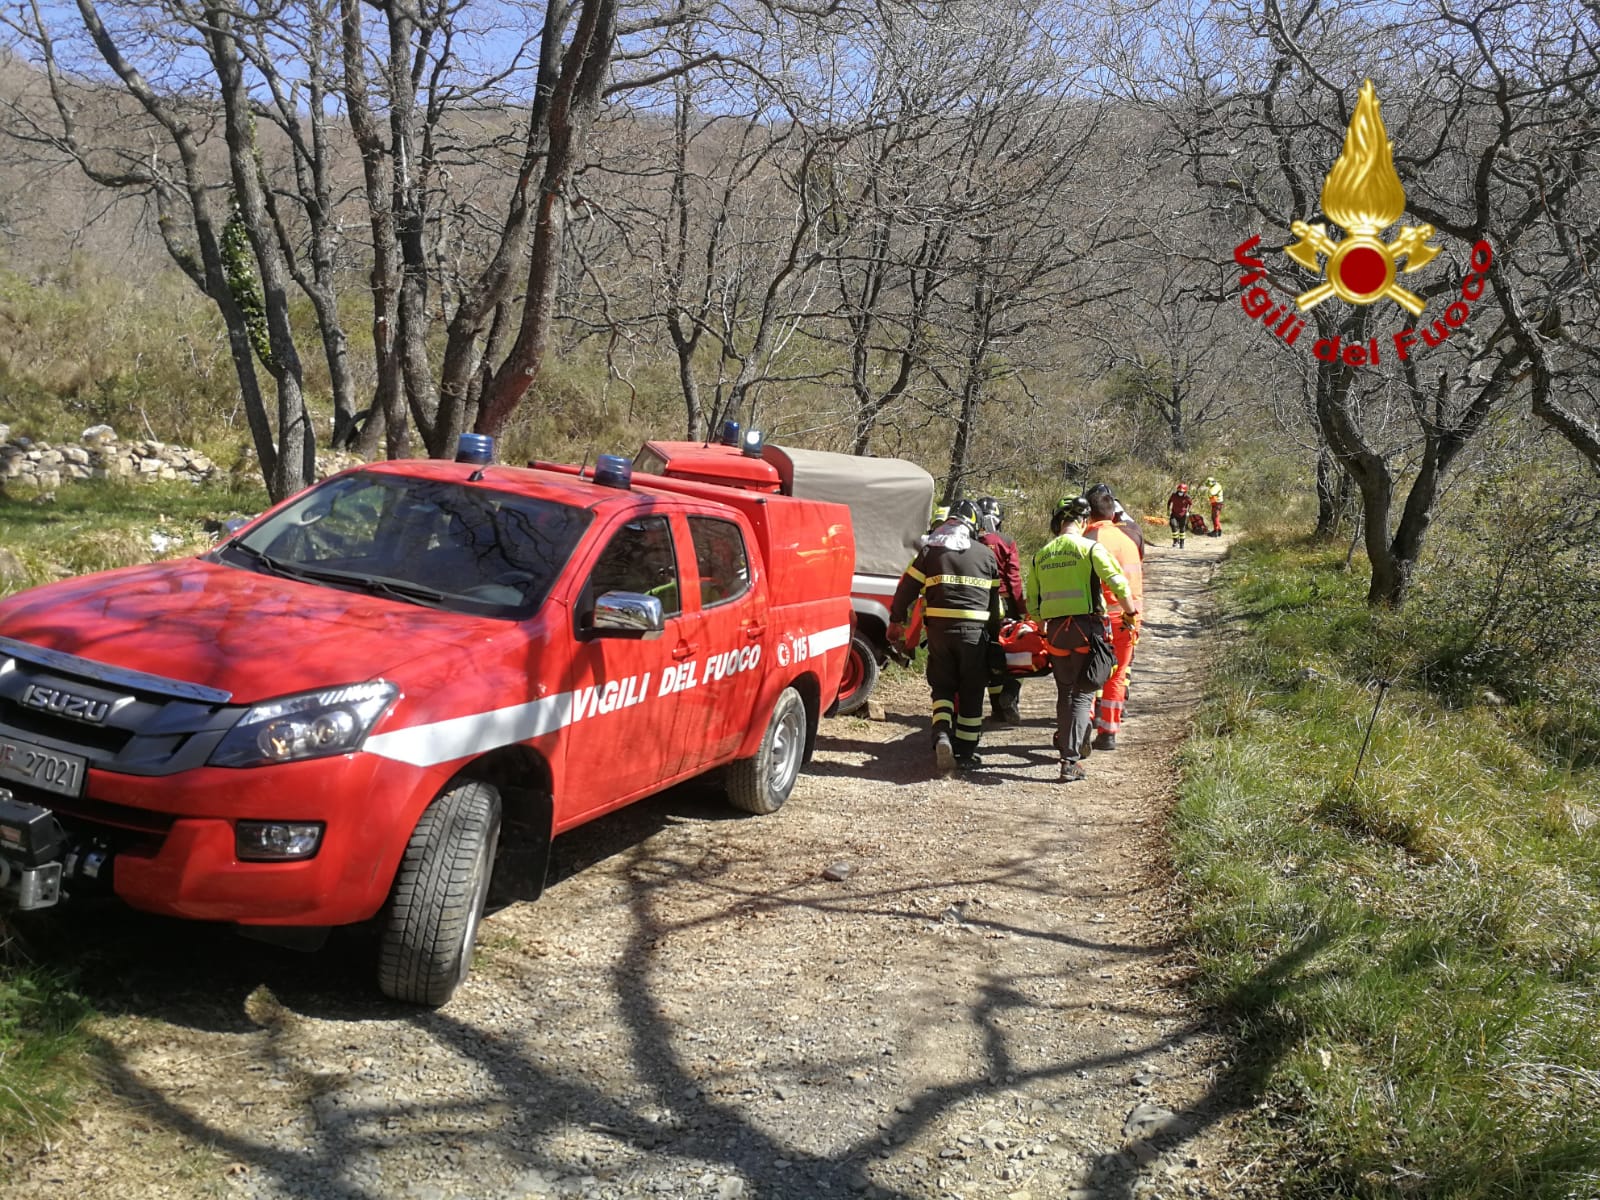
[593,454,633,489]
[718,420,741,447]
[741,428,764,458]
[456,433,494,465]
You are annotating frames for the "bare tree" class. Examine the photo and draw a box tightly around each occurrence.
[1144,0,1600,605]
[237,0,363,450]
[3,0,315,501]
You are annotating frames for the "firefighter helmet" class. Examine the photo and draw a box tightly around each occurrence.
[977,496,1005,530]
[1176,483,1189,494]
[948,498,982,529]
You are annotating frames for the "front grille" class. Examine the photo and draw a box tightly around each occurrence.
[0,642,240,776]
[52,794,175,836]
[0,699,136,753]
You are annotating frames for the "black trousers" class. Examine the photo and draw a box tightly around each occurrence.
[926,623,989,757]
[1045,615,1100,763]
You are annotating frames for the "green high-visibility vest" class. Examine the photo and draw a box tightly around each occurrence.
[1027,533,1132,619]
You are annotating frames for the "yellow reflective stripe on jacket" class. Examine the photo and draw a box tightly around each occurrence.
[925,606,992,621]
[923,574,998,589]
[905,565,927,583]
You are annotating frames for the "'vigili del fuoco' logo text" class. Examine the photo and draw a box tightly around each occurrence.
[1232,79,1492,367]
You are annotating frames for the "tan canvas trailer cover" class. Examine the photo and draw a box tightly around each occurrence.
[761,446,934,577]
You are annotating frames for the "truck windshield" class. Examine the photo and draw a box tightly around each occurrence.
[216,472,593,619]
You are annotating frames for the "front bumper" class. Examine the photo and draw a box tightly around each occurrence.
[0,754,432,927]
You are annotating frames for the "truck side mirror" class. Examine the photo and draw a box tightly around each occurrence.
[588,591,665,639]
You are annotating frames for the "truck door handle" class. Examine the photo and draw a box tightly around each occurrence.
[744,622,766,640]
[672,642,698,661]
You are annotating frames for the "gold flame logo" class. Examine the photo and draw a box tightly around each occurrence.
[1286,80,1439,315]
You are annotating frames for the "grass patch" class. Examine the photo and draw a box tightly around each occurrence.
[0,479,256,1170]
[1177,528,1600,1198]
[0,939,93,1166]
[0,477,267,597]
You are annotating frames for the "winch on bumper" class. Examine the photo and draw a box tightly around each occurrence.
[0,787,110,910]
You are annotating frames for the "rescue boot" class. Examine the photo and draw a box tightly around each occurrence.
[1092,731,1117,752]
[1058,760,1087,783]
[934,732,956,773]
[954,753,984,771]
[991,700,1023,726]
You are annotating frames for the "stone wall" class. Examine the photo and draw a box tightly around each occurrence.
[0,424,218,489]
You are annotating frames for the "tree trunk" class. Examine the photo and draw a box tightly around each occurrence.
[206,4,314,500]
[1315,448,1341,538]
[478,0,618,437]
[340,0,406,460]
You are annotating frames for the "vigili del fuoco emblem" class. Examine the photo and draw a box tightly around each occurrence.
[1285,79,1440,316]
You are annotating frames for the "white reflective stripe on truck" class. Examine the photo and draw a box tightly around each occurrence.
[851,574,898,597]
[365,623,853,769]
[364,693,573,767]
[807,624,852,657]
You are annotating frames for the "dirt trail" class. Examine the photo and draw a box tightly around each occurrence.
[7,535,1241,1200]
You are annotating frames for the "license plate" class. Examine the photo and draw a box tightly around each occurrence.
[0,734,86,798]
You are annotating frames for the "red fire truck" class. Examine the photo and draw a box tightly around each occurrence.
[633,427,934,716]
[0,444,854,1004]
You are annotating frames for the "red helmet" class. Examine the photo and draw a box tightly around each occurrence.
[1177,483,1189,493]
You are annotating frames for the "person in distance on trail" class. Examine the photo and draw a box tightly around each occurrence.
[1027,496,1139,784]
[889,499,1001,772]
[1204,475,1225,537]
[977,496,1026,726]
[1083,484,1144,753]
[1166,482,1193,549]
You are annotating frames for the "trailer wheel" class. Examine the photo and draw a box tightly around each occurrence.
[377,780,501,1006]
[726,687,807,815]
[833,633,880,716]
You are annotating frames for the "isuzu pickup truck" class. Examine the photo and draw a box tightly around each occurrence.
[0,445,854,1004]
[633,428,933,716]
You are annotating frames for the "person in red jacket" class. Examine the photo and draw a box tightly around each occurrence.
[1084,484,1143,752]
[977,496,1026,724]
[1166,483,1193,548]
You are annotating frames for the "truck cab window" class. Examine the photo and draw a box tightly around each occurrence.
[585,516,680,619]
[688,517,750,607]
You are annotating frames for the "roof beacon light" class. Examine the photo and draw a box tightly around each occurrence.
[741,428,764,458]
[593,454,633,489]
[455,433,494,465]
[718,420,741,447]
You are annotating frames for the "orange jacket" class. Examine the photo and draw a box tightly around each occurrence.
[1084,518,1144,616]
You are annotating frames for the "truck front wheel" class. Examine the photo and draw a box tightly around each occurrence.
[833,633,881,716]
[726,687,807,815]
[377,780,502,1006]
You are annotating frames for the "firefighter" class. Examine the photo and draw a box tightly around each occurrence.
[1167,483,1192,548]
[910,505,952,556]
[977,496,1026,725]
[889,499,1001,771]
[1027,496,1138,783]
[1204,475,1225,536]
[1083,484,1144,752]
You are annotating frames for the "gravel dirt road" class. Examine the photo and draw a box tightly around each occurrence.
[6,534,1246,1200]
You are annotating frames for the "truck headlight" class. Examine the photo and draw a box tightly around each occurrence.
[210,682,398,767]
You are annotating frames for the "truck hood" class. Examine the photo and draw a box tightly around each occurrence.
[0,557,518,704]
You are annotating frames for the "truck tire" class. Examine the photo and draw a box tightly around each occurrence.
[726,687,807,815]
[377,780,502,1007]
[833,633,881,716]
